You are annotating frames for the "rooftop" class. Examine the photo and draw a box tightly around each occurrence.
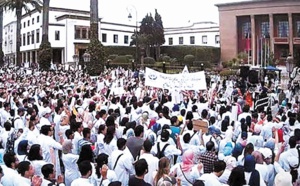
[215,0,299,7]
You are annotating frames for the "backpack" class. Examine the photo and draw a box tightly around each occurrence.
[156,142,169,159]
[10,117,20,129]
[6,131,17,153]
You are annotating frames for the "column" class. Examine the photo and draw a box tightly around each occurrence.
[269,14,274,54]
[288,13,294,56]
[251,15,256,66]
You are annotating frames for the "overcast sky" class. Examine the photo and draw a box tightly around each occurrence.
[96,0,249,27]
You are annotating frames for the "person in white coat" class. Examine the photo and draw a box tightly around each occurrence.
[61,140,80,186]
[71,160,93,186]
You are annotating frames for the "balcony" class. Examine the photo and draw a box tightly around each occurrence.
[273,37,289,44]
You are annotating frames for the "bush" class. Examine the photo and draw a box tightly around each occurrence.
[193,61,212,68]
[87,37,106,75]
[108,54,118,60]
[144,57,156,64]
[184,54,195,65]
[113,56,128,63]
[38,41,52,70]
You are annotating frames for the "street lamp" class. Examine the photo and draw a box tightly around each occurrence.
[127,5,138,68]
[286,54,295,79]
[83,50,91,72]
[201,63,204,71]
[162,61,166,73]
[131,59,135,71]
[72,54,79,70]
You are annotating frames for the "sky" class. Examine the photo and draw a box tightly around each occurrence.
[96,0,249,27]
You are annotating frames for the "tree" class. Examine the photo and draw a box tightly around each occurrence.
[139,13,154,57]
[87,0,106,75]
[0,6,4,66]
[38,0,52,70]
[0,0,42,66]
[153,9,165,60]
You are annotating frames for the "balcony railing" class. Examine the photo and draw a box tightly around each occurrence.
[273,37,289,44]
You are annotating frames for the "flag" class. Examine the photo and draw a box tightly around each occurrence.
[182,65,189,74]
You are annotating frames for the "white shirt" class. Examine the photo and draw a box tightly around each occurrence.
[91,169,118,186]
[199,173,222,186]
[37,134,62,162]
[1,166,19,186]
[62,153,80,186]
[109,149,135,186]
[171,164,202,186]
[71,178,93,186]
[151,141,182,164]
[139,153,159,185]
[72,131,83,155]
[14,115,25,131]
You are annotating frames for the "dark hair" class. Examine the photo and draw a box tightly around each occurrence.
[186,111,193,121]
[28,144,43,161]
[104,126,115,144]
[96,153,109,178]
[143,139,152,153]
[134,125,144,137]
[289,136,297,148]
[3,152,16,168]
[4,122,11,131]
[65,129,74,139]
[228,166,246,186]
[78,160,92,176]
[206,141,215,151]
[213,160,226,172]
[117,138,126,150]
[183,133,191,143]
[134,159,148,177]
[82,128,91,138]
[41,164,54,179]
[77,145,94,164]
[98,125,106,134]
[40,125,51,135]
[17,161,31,176]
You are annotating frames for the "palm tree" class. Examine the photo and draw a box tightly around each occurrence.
[41,0,49,42]
[0,0,42,66]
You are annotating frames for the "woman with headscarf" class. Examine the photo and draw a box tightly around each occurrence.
[218,127,235,160]
[244,155,266,186]
[61,140,80,186]
[227,166,246,186]
[17,140,29,161]
[238,142,254,166]
[252,151,269,184]
[170,150,203,186]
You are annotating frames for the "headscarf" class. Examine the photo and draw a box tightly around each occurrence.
[232,142,244,159]
[62,140,73,154]
[223,142,233,156]
[252,151,264,164]
[181,150,194,172]
[244,155,260,186]
[224,156,237,170]
[17,140,28,155]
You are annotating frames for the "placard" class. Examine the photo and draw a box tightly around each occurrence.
[193,120,208,133]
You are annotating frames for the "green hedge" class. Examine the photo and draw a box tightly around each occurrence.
[219,69,238,77]
[105,46,220,65]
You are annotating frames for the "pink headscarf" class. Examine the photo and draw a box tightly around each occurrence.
[181,150,194,172]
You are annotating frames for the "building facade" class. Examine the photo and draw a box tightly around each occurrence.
[2,1,220,65]
[164,22,220,47]
[216,0,300,66]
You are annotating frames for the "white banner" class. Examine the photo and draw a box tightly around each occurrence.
[145,67,207,90]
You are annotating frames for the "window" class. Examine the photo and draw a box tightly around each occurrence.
[27,20,30,27]
[297,21,300,37]
[23,22,26,28]
[278,21,289,37]
[190,36,195,44]
[202,35,208,44]
[55,31,60,40]
[31,30,35,44]
[261,22,270,37]
[36,29,40,43]
[113,34,118,43]
[37,16,40,23]
[23,34,26,46]
[179,37,183,44]
[27,32,30,45]
[74,26,89,39]
[124,35,129,44]
[32,18,34,25]
[215,35,220,44]
[242,22,251,38]
[102,33,107,42]
[280,48,289,58]
[168,37,173,45]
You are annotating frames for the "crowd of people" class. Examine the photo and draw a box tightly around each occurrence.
[0,65,298,186]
